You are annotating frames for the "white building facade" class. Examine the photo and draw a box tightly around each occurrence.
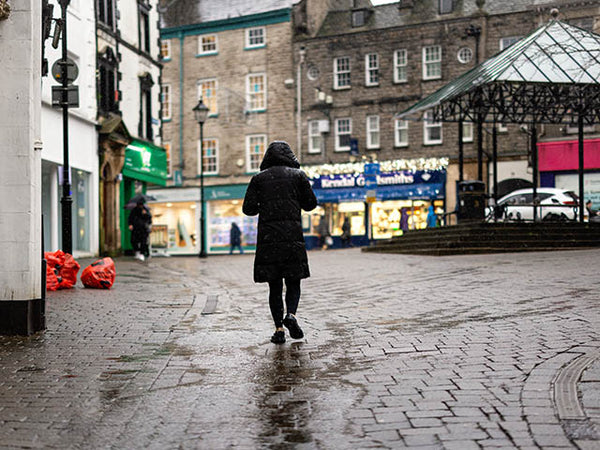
[96,0,165,255]
[0,0,44,334]
[41,0,99,257]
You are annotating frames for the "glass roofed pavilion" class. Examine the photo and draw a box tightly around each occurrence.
[397,11,600,222]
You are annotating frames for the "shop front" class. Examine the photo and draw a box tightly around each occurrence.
[305,160,446,249]
[538,138,600,212]
[148,184,257,255]
[120,139,168,252]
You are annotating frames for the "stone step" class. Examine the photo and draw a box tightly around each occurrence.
[365,223,600,255]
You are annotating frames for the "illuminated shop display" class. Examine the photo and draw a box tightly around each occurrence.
[150,201,197,254]
[207,200,257,253]
[304,158,447,246]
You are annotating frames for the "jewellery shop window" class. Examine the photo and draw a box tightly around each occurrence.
[150,202,197,254]
[331,202,365,236]
[371,200,443,239]
[208,200,258,252]
[302,205,325,234]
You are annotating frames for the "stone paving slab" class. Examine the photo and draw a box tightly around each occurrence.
[0,249,599,448]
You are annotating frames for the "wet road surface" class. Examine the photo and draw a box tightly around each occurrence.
[0,248,599,449]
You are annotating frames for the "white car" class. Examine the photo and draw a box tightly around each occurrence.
[488,188,581,222]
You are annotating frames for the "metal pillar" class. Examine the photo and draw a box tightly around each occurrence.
[458,120,464,182]
[531,122,538,222]
[578,114,585,223]
[199,122,206,258]
[477,115,483,181]
[492,123,498,204]
[59,0,72,254]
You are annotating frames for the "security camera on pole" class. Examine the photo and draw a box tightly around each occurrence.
[50,0,79,255]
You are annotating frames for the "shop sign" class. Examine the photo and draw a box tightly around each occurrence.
[123,139,168,186]
[364,162,380,175]
[205,184,248,201]
[311,170,443,190]
[365,189,377,203]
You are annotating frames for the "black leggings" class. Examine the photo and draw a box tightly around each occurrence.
[268,278,301,328]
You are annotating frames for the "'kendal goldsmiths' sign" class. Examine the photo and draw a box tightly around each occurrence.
[310,170,444,190]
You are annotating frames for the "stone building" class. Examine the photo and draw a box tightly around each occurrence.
[96,0,167,255]
[291,0,600,243]
[155,0,297,255]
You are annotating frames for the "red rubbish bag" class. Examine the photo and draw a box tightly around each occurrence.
[45,263,60,292]
[81,257,116,289]
[44,250,80,290]
[58,252,80,289]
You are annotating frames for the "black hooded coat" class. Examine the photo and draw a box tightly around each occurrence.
[243,141,317,282]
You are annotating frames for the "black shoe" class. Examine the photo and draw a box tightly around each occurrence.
[283,314,304,339]
[270,330,286,344]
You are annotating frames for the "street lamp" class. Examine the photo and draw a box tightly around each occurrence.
[59,0,73,255]
[193,98,209,258]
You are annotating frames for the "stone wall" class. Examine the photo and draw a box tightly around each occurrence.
[162,19,296,187]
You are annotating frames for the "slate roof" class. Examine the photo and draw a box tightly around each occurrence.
[160,0,299,29]
[317,0,566,37]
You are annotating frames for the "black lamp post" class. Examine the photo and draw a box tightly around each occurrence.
[59,0,72,255]
[193,98,209,258]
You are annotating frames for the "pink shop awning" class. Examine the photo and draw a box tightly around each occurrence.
[538,138,600,172]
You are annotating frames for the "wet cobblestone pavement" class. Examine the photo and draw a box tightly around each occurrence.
[1,249,599,449]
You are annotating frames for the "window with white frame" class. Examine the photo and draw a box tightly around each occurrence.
[246,27,265,48]
[499,36,521,50]
[97,0,115,29]
[164,142,172,177]
[462,121,474,142]
[365,53,379,86]
[160,40,171,60]
[246,73,266,111]
[246,134,266,171]
[335,118,352,151]
[308,120,322,153]
[366,115,380,149]
[394,119,409,147]
[161,84,171,120]
[334,57,351,89]
[394,49,408,83]
[197,79,218,115]
[199,138,218,175]
[423,111,442,145]
[457,47,473,64]
[423,45,442,80]
[139,5,150,53]
[198,34,218,55]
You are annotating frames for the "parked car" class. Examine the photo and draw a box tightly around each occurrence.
[487,188,582,222]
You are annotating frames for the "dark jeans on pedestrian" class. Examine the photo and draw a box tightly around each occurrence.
[268,278,301,328]
[229,244,244,254]
[131,233,149,257]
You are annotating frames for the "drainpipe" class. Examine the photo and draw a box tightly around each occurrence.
[296,46,306,163]
[178,32,184,174]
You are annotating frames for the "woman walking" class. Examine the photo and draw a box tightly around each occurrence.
[243,141,317,344]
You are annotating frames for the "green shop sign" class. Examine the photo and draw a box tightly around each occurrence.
[205,184,248,201]
[123,139,168,186]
